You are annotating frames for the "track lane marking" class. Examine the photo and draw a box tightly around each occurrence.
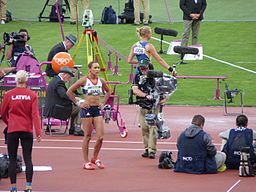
[226,180,241,192]
[0,145,178,151]
[0,138,222,146]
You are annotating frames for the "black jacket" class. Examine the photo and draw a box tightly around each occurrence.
[43,75,72,120]
[180,0,207,20]
[46,42,67,77]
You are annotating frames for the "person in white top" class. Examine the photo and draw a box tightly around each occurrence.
[67,62,111,170]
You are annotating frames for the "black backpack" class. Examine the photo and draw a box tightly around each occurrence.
[73,125,84,136]
[118,0,152,24]
[158,151,174,169]
[49,3,64,22]
[0,154,23,178]
[6,10,12,23]
[101,6,117,24]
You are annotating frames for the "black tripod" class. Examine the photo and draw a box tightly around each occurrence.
[177,53,187,64]
[38,0,70,22]
[158,34,165,54]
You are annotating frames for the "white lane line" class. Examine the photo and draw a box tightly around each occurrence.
[0,191,44,192]
[0,138,173,144]
[151,36,256,75]
[0,145,178,152]
[203,55,256,74]
[226,180,241,192]
[0,138,222,146]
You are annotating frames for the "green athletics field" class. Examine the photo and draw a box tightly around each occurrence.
[1,1,255,106]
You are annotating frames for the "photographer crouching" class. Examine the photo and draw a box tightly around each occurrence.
[132,59,166,159]
[5,28,34,67]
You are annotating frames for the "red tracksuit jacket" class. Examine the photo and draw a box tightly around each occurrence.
[1,87,41,137]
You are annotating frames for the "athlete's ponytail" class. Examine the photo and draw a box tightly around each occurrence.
[136,26,152,38]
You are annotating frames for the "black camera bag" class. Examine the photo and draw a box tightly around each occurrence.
[49,3,64,22]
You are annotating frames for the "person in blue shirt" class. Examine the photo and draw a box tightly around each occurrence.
[128,26,175,76]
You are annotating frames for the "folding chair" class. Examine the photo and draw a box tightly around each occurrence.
[42,104,72,136]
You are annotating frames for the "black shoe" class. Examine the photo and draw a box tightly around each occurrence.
[143,23,149,26]
[70,21,76,25]
[24,189,32,192]
[141,149,149,158]
[148,152,155,159]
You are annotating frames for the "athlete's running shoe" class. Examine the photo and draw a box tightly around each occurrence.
[82,162,95,170]
[91,159,105,169]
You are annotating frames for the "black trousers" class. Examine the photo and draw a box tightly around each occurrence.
[7,132,34,184]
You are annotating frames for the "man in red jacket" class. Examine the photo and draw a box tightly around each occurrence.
[1,70,42,192]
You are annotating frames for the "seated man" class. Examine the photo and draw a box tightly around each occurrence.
[43,66,80,134]
[46,34,76,77]
[174,115,226,174]
[6,28,34,67]
[219,114,256,169]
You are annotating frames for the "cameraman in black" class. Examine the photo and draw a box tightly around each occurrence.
[132,58,163,159]
[6,28,34,67]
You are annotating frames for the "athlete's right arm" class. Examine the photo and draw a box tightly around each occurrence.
[67,77,86,105]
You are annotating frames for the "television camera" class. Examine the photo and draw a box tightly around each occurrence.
[3,32,27,46]
[138,70,177,139]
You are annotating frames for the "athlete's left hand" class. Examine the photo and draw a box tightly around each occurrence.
[37,135,42,142]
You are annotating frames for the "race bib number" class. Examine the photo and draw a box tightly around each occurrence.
[134,47,145,55]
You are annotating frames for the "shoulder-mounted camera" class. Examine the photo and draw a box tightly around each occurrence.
[3,32,27,46]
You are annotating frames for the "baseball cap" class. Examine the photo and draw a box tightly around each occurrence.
[59,66,74,77]
[66,34,77,45]
[138,59,150,67]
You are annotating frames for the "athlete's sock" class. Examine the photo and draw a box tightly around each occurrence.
[26,182,32,189]
[10,186,17,191]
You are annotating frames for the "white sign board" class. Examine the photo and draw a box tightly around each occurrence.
[167,40,182,55]
[167,40,203,60]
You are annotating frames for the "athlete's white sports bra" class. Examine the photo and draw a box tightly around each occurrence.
[82,77,103,96]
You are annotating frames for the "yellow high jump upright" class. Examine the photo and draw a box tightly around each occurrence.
[72,29,110,84]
